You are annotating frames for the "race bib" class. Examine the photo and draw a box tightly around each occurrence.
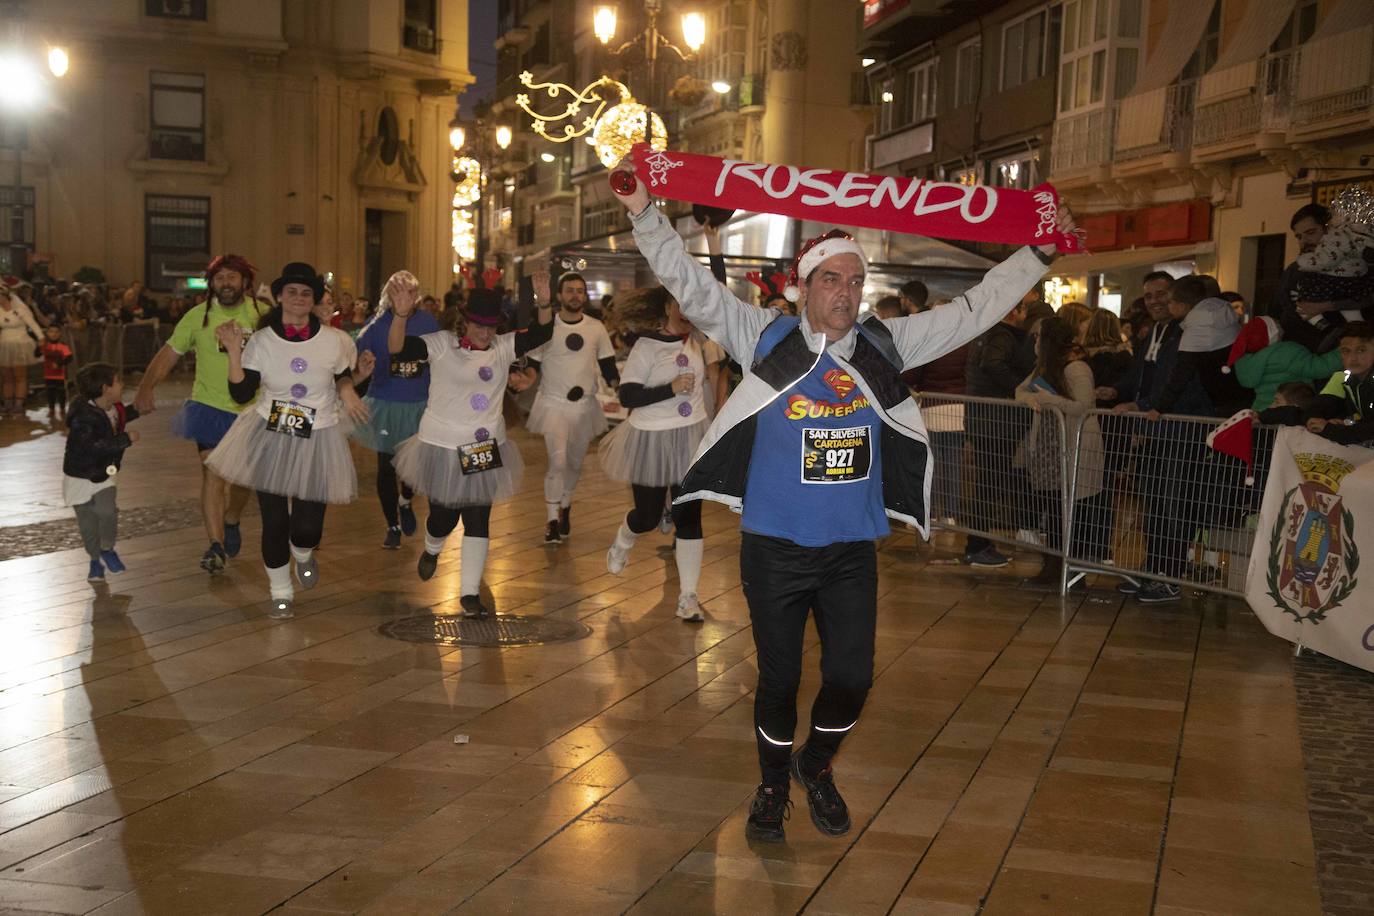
[266,400,316,438]
[458,440,503,475]
[217,325,252,353]
[802,426,871,484]
[389,355,426,379]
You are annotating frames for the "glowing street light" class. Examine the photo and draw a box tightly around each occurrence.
[593,6,617,45]
[0,53,45,111]
[449,122,465,151]
[495,125,512,150]
[681,12,705,53]
[47,46,69,78]
[711,80,731,94]
[540,151,556,163]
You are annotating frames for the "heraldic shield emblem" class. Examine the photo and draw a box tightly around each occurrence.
[1267,453,1360,622]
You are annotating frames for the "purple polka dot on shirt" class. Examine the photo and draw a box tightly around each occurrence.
[290,357,308,374]
[678,402,693,418]
[676,354,689,367]
[474,427,490,441]
[478,365,493,381]
[290,384,308,399]
[470,393,489,412]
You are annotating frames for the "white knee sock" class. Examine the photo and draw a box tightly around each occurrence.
[289,543,313,565]
[425,532,447,556]
[460,536,488,597]
[614,521,638,553]
[265,563,294,600]
[545,502,561,522]
[675,537,704,598]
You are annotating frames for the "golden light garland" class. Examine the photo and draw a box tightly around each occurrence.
[452,207,476,262]
[451,155,483,207]
[515,71,632,143]
[592,101,666,168]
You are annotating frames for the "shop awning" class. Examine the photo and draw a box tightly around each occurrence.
[1049,242,1214,276]
[1199,0,1298,103]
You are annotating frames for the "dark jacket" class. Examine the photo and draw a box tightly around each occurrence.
[907,342,968,394]
[1309,368,1374,446]
[1153,346,1250,418]
[1273,261,1374,353]
[63,399,139,483]
[965,322,1033,398]
[1086,348,1135,408]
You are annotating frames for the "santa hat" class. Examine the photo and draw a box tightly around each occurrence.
[782,229,867,303]
[1223,316,1280,373]
[1207,409,1259,485]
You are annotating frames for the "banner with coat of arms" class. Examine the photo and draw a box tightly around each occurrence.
[1246,428,1374,673]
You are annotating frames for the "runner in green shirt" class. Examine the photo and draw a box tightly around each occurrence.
[135,255,268,572]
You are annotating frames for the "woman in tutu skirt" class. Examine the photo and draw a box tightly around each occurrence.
[351,271,440,548]
[207,262,369,619]
[600,286,710,622]
[389,281,553,617]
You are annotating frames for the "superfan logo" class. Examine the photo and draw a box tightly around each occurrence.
[823,368,855,399]
[785,393,871,421]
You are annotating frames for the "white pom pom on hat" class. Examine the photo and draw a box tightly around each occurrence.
[783,231,867,303]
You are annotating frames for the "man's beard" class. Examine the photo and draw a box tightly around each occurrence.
[215,287,244,306]
[562,300,585,313]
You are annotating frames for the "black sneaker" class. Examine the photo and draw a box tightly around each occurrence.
[399,503,417,536]
[460,594,489,618]
[544,521,562,545]
[964,546,1011,568]
[223,522,242,558]
[200,542,227,574]
[744,784,791,844]
[383,527,402,550]
[790,753,851,837]
[1137,581,1181,603]
[559,506,571,537]
[417,551,439,581]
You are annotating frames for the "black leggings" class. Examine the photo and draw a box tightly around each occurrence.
[376,452,415,528]
[45,380,66,411]
[427,502,492,539]
[257,491,327,567]
[627,484,703,539]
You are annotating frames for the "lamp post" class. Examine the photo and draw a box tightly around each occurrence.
[592,1,705,146]
[0,35,69,275]
[450,113,513,275]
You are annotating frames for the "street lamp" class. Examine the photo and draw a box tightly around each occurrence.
[0,42,69,276]
[593,0,706,144]
[47,46,67,78]
[450,119,514,272]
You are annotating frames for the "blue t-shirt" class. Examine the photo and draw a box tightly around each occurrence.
[355,310,440,402]
[741,351,890,546]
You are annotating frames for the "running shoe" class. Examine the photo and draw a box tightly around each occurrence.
[676,593,705,622]
[267,597,294,619]
[383,527,402,550]
[200,542,227,574]
[99,549,126,574]
[460,594,489,618]
[223,522,242,558]
[964,547,1011,568]
[790,754,851,836]
[399,503,418,536]
[544,521,562,545]
[559,506,572,537]
[744,784,792,844]
[606,540,630,575]
[87,558,105,582]
[1136,581,1181,604]
[417,551,438,581]
[294,554,319,590]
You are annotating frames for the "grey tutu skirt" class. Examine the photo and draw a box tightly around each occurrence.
[393,436,525,507]
[205,411,358,504]
[352,397,425,454]
[526,396,608,448]
[598,420,707,487]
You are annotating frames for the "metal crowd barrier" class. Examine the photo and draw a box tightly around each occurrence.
[26,322,179,401]
[915,393,1275,600]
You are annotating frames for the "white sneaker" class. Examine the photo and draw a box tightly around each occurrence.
[267,598,294,619]
[676,593,705,622]
[658,507,674,534]
[606,541,631,575]
[1016,528,1044,546]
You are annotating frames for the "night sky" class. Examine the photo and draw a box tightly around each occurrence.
[464,4,498,115]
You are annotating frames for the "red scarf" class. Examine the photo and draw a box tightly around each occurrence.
[629,143,1082,253]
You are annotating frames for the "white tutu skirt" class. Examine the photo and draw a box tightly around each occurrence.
[526,396,608,451]
[393,436,525,508]
[205,411,358,504]
[0,335,37,368]
[598,420,707,487]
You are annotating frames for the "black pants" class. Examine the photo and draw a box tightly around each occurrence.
[741,532,877,787]
[45,379,66,411]
[376,452,415,528]
[627,483,703,539]
[964,403,1032,554]
[427,502,492,539]
[257,491,327,567]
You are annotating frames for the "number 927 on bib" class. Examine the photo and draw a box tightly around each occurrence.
[802,426,871,484]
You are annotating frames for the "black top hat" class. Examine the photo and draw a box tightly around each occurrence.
[463,287,503,326]
[692,204,736,228]
[270,262,325,302]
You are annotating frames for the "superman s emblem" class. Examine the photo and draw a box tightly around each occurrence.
[823,369,856,399]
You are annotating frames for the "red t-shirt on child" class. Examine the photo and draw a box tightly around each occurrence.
[41,342,72,381]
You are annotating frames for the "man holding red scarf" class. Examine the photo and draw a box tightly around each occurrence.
[611,155,1076,844]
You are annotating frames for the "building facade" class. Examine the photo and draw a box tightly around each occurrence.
[2,0,472,303]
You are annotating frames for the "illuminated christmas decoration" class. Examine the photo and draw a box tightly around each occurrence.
[592,101,667,168]
[452,207,476,262]
[451,155,482,207]
[514,71,632,144]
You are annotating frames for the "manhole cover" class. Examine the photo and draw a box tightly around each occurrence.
[378,613,591,647]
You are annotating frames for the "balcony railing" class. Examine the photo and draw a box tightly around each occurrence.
[1291,24,1374,125]
[1193,52,1295,147]
[1050,107,1115,175]
[1115,80,1196,162]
